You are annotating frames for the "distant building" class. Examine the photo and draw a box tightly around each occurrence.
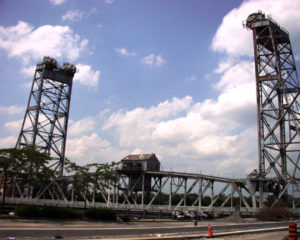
[121,153,160,172]
[119,153,160,191]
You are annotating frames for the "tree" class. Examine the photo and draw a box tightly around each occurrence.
[65,159,91,210]
[0,146,54,210]
[0,148,20,210]
[64,159,119,209]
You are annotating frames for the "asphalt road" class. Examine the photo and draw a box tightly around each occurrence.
[0,218,297,239]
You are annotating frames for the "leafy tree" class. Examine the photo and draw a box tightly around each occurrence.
[0,148,20,210]
[0,146,54,210]
[64,159,91,209]
[64,159,119,209]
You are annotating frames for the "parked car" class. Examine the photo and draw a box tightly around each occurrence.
[183,211,196,219]
[196,211,214,220]
[172,211,185,220]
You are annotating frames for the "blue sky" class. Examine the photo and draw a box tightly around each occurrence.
[1,0,300,177]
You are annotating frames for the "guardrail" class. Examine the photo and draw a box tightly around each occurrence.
[8,197,299,215]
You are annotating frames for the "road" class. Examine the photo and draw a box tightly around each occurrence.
[203,231,288,240]
[0,218,297,239]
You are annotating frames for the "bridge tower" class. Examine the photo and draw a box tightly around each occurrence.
[16,57,76,177]
[245,12,300,207]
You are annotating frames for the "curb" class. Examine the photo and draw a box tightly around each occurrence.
[106,226,288,240]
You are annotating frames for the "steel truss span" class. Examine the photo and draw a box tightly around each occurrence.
[244,11,300,207]
[16,57,76,176]
[3,171,258,215]
[3,12,300,214]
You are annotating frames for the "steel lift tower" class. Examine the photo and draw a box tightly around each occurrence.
[245,12,300,207]
[16,57,76,177]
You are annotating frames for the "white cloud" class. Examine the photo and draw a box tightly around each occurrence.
[68,117,96,137]
[50,0,66,5]
[141,54,166,67]
[187,75,197,81]
[101,87,257,176]
[73,63,100,88]
[211,0,300,59]
[102,96,192,147]
[0,105,24,115]
[114,48,136,56]
[214,58,235,74]
[4,119,23,135]
[0,21,88,64]
[21,65,36,77]
[62,10,84,22]
[213,61,254,92]
[0,136,17,148]
[105,0,114,4]
[66,133,126,165]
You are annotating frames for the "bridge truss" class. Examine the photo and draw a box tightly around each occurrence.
[4,170,257,214]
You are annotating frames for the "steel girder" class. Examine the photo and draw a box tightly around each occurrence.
[2,171,258,214]
[245,12,300,206]
[116,171,256,214]
[16,57,76,176]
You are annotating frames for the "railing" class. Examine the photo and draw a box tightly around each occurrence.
[7,197,298,215]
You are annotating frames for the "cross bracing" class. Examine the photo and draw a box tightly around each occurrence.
[15,57,76,177]
[245,11,300,206]
[2,170,260,214]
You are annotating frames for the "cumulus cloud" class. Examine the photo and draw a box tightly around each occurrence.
[101,88,257,175]
[21,65,36,77]
[0,21,88,64]
[0,22,103,90]
[114,48,136,56]
[4,119,23,135]
[66,133,126,165]
[68,117,96,137]
[50,0,66,5]
[213,61,254,92]
[211,0,300,60]
[0,105,24,115]
[73,63,100,88]
[141,54,166,67]
[0,136,17,148]
[62,10,84,22]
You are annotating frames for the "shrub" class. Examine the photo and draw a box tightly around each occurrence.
[85,207,116,221]
[14,205,41,218]
[15,205,81,219]
[256,207,294,221]
[41,205,81,219]
[214,211,224,219]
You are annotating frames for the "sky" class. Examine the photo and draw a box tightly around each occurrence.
[1,0,300,178]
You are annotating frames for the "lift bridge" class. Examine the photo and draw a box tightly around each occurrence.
[2,12,300,215]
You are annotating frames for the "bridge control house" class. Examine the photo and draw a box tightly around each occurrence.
[119,154,160,191]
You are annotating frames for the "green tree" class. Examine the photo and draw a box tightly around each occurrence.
[65,159,91,209]
[0,146,54,210]
[64,159,119,209]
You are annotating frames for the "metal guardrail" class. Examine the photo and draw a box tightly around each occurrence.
[7,197,300,215]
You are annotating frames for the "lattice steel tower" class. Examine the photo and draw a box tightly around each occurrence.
[16,57,76,177]
[245,12,300,206]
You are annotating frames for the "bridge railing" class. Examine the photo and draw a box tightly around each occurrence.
[4,197,265,215]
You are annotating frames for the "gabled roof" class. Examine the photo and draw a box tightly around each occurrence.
[121,153,156,161]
